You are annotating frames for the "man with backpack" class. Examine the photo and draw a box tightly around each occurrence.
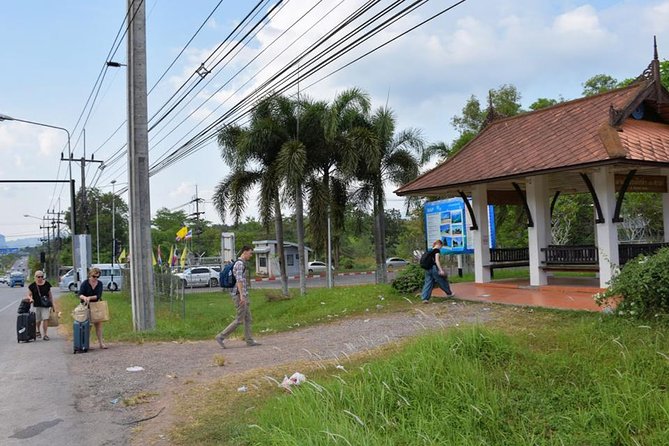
[215,246,261,348]
[420,239,454,304]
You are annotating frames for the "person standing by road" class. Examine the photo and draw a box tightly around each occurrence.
[420,239,454,304]
[215,246,261,348]
[79,267,107,349]
[27,270,53,340]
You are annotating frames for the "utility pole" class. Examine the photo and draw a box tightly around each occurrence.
[61,153,103,234]
[127,0,155,331]
[188,185,205,255]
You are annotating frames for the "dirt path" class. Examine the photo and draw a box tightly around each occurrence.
[66,299,502,445]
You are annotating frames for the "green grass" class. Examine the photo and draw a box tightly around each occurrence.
[170,311,669,445]
[57,284,415,342]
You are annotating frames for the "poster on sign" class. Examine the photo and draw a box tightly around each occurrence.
[423,198,495,254]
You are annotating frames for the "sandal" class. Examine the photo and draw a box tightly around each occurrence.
[36,331,41,338]
[43,335,50,341]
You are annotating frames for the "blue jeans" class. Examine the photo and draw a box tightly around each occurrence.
[421,265,452,301]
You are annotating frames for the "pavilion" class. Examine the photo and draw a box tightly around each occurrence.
[395,42,669,289]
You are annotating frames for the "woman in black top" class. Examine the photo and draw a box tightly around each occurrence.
[79,267,107,349]
[27,270,53,340]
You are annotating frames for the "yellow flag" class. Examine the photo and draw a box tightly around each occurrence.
[168,245,174,268]
[118,248,127,263]
[152,251,157,266]
[180,245,188,268]
[176,226,188,241]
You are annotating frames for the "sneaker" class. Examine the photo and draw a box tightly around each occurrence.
[422,300,430,304]
[246,340,261,347]
[446,292,455,297]
[215,335,226,349]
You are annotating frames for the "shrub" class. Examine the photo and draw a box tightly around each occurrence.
[595,247,669,320]
[391,263,425,294]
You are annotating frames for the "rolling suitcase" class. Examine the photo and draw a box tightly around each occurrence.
[73,319,90,353]
[17,312,37,343]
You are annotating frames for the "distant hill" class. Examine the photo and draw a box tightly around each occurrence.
[0,234,41,249]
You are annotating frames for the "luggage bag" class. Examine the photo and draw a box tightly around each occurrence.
[17,312,37,343]
[73,319,90,353]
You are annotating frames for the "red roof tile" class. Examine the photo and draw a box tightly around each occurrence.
[396,82,669,196]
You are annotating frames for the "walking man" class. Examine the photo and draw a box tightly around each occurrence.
[215,246,261,348]
[420,239,454,303]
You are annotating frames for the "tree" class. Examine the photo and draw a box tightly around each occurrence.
[213,95,297,296]
[303,88,373,268]
[354,106,424,284]
[581,74,619,96]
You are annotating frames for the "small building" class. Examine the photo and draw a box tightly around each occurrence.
[252,240,311,277]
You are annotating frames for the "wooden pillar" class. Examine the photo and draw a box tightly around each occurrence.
[471,184,491,283]
[526,176,549,286]
[593,166,619,287]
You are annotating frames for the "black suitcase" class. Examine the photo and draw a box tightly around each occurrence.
[73,319,90,353]
[17,312,37,343]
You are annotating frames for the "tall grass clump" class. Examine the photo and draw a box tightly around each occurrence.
[178,315,669,446]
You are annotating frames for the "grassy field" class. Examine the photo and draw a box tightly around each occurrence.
[56,284,416,342]
[169,310,669,445]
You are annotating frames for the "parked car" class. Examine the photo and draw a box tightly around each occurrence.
[59,264,124,292]
[307,261,334,274]
[174,266,219,288]
[0,276,7,285]
[9,271,26,287]
[385,257,409,270]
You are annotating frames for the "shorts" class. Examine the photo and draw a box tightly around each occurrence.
[35,307,51,321]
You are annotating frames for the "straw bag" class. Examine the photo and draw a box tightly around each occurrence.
[72,303,90,323]
[48,307,60,327]
[89,301,110,323]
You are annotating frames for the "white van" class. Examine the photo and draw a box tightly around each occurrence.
[59,264,124,292]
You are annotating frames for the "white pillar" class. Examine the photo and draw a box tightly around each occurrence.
[593,166,619,287]
[526,176,549,286]
[662,169,669,243]
[471,184,491,283]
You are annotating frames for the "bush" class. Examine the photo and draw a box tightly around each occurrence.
[595,247,669,320]
[391,263,425,294]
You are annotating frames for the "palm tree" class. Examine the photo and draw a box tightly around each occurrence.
[212,95,298,296]
[303,88,373,267]
[353,106,424,284]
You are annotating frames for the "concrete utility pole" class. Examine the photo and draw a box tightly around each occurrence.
[61,153,103,234]
[127,0,155,331]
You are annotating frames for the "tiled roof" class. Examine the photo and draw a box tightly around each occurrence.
[396,82,669,196]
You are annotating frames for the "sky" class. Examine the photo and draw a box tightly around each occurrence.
[1,0,668,241]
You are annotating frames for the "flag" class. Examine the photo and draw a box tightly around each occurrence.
[170,245,179,266]
[157,245,163,266]
[180,245,188,268]
[118,248,127,263]
[175,226,188,241]
[152,250,157,266]
[184,229,193,240]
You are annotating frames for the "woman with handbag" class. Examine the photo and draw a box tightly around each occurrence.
[27,270,53,340]
[78,267,107,349]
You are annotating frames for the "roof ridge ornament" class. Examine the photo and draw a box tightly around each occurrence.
[480,90,504,129]
[634,36,660,84]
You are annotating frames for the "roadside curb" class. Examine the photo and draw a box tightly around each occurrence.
[252,271,375,282]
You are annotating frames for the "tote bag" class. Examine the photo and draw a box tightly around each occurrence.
[89,301,110,323]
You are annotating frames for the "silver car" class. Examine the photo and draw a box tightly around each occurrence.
[174,266,219,287]
[385,257,409,270]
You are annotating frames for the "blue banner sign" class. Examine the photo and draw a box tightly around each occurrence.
[0,248,20,255]
[424,198,495,254]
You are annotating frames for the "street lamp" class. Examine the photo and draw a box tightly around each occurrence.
[2,113,76,284]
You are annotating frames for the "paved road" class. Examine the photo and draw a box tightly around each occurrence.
[0,272,127,445]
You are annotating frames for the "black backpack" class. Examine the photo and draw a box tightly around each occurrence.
[419,249,435,270]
